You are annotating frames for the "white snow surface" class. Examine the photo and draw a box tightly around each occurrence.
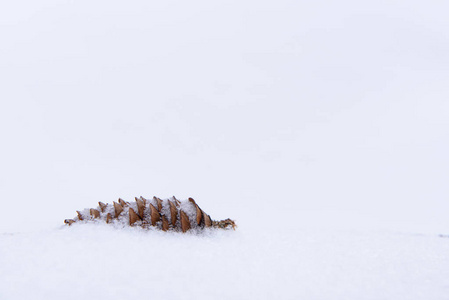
[1,224,449,300]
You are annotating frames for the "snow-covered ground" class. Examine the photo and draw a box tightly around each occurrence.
[1,0,449,298]
[1,223,449,300]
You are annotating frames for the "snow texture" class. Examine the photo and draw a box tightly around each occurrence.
[1,225,449,300]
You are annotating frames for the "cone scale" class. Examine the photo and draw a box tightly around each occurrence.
[64,196,236,232]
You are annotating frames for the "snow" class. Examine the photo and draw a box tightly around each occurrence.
[1,224,449,300]
[1,0,449,298]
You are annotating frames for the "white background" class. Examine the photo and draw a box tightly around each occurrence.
[1,0,448,233]
[1,1,449,299]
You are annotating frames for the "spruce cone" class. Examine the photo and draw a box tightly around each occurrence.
[64,196,236,232]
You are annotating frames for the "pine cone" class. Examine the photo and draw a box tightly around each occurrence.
[64,196,236,232]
